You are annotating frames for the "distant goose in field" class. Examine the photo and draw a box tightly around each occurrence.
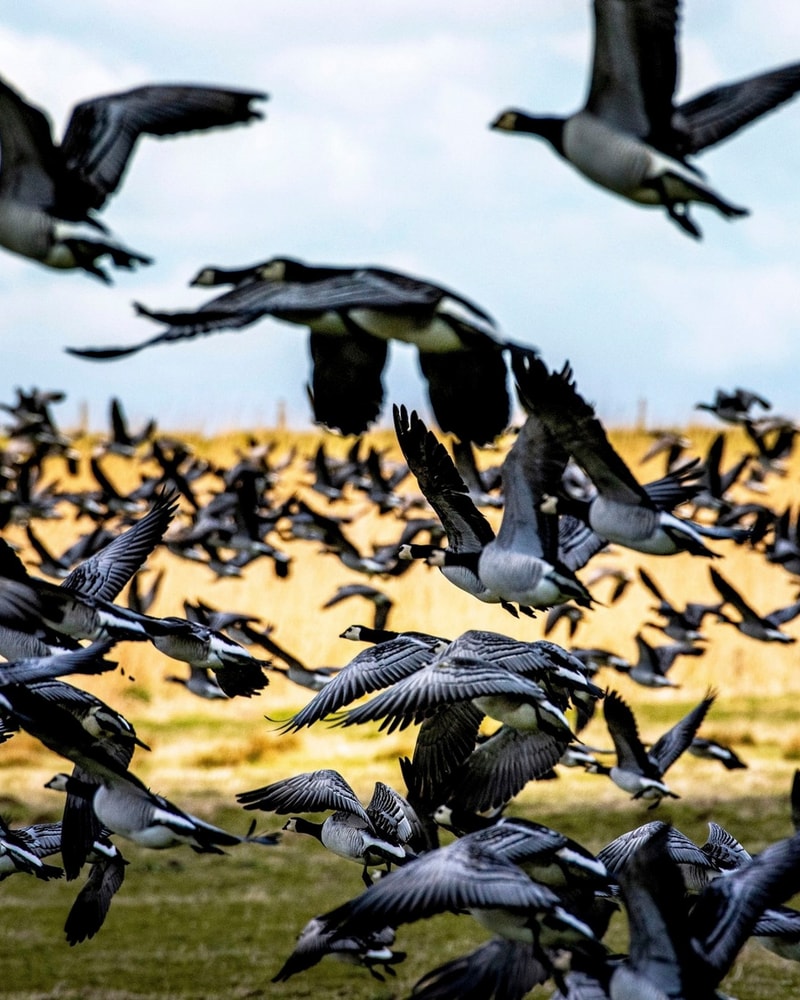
[237,769,418,885]
[0,77,265,280]
[688,737,748,771]
[617,632,704,688]
[709,566,799,643]
[490,1,800,237]
[696,387,772,425]
[69,257,512,445]
[590,688,714,807]
[511,349,726,558]
[638,566,720,642]
[46,769,274,854]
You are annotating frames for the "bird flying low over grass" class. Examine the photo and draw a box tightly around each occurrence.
[0,77,266,280]
[490,0,800,237]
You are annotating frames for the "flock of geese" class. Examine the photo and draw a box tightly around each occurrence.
[1,2,800,999]
[0,358,799,997]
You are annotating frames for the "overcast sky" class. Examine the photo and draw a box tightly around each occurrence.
[2,3,800,436]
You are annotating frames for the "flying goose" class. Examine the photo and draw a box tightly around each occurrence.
[696,387,772,425]
[590,688,714,807]
[490,2,800,237]
[511,350,725,558]
[0,816,63,882]
[598,819,719,893]
[237,769,418,885]
[610,823,800,998]
[0,77,265,280]
[619,632,704,688]
[709,566,799,643]
[63,834,128,946]
[394,404,595,615]
[277,628,447,734]
[318,820,598,966]
[638,566,721,642]
[687,737,747,772]
[46,769,274,854]
[272,914,405,983]
[69,257,512,444]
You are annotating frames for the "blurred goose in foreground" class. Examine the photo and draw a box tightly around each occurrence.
[237,769,418,885]
[0,77,266,280]
[491,1,800,237]
[709,566,799,643]
[591,689,714,807]
[69,257,511,444]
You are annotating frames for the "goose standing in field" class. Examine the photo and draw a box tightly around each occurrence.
[709,566,799,643]
[68,257,512,445]
[491,1,800,237]
[590,688,715,807]
[237,769,419,885]
[0,77,266,280]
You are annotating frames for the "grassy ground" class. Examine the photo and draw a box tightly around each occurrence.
[2,422,800,997]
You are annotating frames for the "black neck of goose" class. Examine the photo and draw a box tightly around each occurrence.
[344,625,400,645]
[289,816,324,841]
[501,113,566,155]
